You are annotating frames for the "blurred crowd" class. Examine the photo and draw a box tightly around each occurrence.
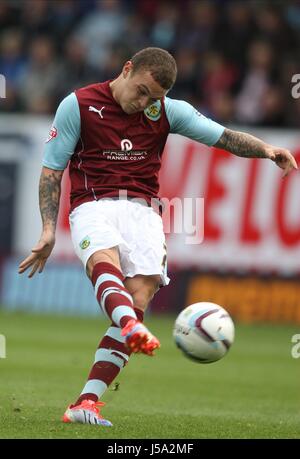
[0,0,300,127]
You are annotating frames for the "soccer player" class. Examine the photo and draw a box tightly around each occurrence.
[18,47,297,426]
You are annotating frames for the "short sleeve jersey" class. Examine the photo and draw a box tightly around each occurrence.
[43,81,224,212]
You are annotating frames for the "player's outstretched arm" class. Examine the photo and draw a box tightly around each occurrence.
[18,167,64,278]
[214,128,298,178]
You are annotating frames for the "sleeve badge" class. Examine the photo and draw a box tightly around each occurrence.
[45,126,58,143]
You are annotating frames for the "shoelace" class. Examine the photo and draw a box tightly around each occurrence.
[121,319,138,336]
[80,400,106,419]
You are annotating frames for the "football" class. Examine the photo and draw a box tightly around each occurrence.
[173,302,235,363]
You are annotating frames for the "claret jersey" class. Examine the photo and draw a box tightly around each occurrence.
[43,80,224,212]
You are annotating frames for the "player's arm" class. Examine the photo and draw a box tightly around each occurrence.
[18,167,63,277]
[18,92,80,277]
[165,97,298,178]
[214,128,298,178]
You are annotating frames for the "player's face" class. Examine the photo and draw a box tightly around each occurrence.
[120,63,168,114]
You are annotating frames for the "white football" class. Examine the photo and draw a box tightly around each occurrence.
[173,302,235,363]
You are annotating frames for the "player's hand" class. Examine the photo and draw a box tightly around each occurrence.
[265,146,298,178]
[18,232,55,278]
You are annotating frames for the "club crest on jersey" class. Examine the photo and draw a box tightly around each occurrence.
[144,100,161,121]
[79,236,90,250]
[45,126,57,143]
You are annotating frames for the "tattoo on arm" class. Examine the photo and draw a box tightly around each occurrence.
[39,168,63,231]
[214,128,268,158]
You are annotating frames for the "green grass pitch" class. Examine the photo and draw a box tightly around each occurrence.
[0,310,299,439]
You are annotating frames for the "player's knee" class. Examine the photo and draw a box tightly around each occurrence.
[86,248,121,279]
[131,283,159,312]
[132,291,150,311]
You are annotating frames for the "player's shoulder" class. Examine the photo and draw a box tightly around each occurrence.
[74,81,112,106]
[164,96,195,114]
[57,92,79,113]
[75,81,109,97]
[75,82,102,93]
[53,93,80,132]
[164,96,199,125]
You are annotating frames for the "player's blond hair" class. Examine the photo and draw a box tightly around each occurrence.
[130,47,177,90]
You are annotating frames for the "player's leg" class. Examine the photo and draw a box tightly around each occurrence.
[86,248,139,329]
[124,274,161,312]
[71,248,138,403]
[68,272,159,405]
[86,251,160,354]
[64,247,133,425]
[121,274,161,351]
[63,252,160,425]
[65,202,142,425]
[64,200,166,425]
[120,275,161,353]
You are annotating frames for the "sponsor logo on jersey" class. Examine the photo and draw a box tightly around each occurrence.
[89,105,105,118]
[80,236,90,250]
[45,126,57,143]
[121,139,133,151]
[102,138,147,161]
[103,150,148,161]
[144,100,161,121]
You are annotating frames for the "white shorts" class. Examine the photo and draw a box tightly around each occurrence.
[69,199,170,286]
